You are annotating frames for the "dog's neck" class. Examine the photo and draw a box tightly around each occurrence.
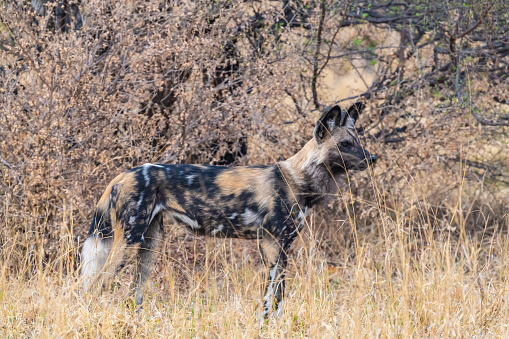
[278,139,345,208]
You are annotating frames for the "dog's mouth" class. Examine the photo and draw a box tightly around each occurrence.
[332,160,369,171]
[356,162,369,171]
[330,153,376,172]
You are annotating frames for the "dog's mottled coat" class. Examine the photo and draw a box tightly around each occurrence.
[81,102,376,318]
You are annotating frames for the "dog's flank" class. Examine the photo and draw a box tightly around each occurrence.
[81,102,376,318]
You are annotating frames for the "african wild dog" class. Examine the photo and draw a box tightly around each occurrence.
[81,102,376,318]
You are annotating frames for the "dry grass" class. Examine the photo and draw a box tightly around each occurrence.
[2,170,509,338]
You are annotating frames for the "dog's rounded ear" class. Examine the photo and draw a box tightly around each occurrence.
[313,105,342,143]
[345,102,364,129]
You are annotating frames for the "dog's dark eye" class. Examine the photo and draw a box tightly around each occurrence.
[340,141,351,147]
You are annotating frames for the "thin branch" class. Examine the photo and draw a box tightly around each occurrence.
[345,13,418,24]
[449,156,509,184]
[448,4,492,66]
[284,88,306,118]
[317,0,349,77]
[311,0,326,111]
[452,4,492,40]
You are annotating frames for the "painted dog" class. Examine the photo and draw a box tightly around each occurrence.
[81,102,376,318]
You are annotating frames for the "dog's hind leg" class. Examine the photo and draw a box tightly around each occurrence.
[132,212,164,306]
[82,229,129,293]
[260,239,289,319]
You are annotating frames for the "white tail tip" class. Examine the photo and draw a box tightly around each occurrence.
[81,236,112,290]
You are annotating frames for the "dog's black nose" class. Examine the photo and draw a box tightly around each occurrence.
[370,154,377,164]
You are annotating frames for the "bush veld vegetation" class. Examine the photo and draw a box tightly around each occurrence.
[1,0,509,336]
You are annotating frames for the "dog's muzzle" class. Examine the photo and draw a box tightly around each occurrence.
[356,154,376,170]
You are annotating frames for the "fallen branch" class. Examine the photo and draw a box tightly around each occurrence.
[471,109,509,127]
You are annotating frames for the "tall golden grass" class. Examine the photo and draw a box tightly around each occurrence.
[2,165,508,337]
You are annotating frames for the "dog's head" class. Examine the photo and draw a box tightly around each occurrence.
[313,102,376,173]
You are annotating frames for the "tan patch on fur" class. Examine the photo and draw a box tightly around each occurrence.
[96,172,127,211]
[320,137,336,159]
[260,239,280,264]
[164,192,186,213]
[115,173,137,207]
[102,227,129,285]
[111,226,125,254]
[285,139,319,173]
[215,168,260,195]
[97,171,137,233]
[215,167,275,211]
[154,170,167,182]
[94,172,134,234]
[183,189,193,205]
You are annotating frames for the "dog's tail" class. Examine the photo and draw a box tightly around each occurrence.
[81,172,126,290]
[81,234,113,290]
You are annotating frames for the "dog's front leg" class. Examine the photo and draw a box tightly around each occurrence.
[260,239,288,319]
